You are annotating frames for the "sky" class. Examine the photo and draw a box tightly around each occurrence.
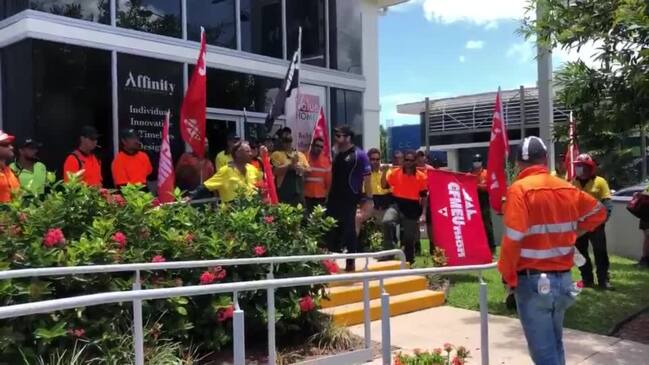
[379,0,597,126]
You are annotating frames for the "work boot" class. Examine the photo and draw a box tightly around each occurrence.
[597,281,614,291]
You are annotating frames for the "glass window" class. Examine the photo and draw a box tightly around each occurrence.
[1,0,28,19]
[331,88,363,148]
[117,0,181,38]
[2,39,113,183]
[329,0,362,74]
[187,0,236,49]
[29,0,110,23]
[240,0,283,58]
[286,0,326,66]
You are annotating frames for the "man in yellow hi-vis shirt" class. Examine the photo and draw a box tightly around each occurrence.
[203,141,262,203]
[573,153,614,290]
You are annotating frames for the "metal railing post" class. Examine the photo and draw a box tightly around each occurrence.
[233,291,246,365]
[132,270,145,365]
[363,258,371,349]
[380,279,391,365]
[479,273,489,365]
[267,264,277,365]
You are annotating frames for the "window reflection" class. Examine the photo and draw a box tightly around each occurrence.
[240,0,283,58]
[29,0,110,23]
[117,0,181,38]
[187,0,236,49]
[331,88,364,147]
[329,0,362,74]
[287,0,326,66]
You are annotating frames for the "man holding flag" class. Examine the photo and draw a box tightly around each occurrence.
[486,88,509,215]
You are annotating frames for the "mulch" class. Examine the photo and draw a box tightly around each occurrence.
[613,309,649,345]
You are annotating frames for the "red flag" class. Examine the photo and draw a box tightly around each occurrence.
[486,88,509,213]
[157,112,176,203]
[564,112,580,180]
[260,149,279,205]
[427,170,492,266]
[180,27,207,158]
[308,107,331,163]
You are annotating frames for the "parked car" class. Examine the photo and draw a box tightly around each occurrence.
[612,182,648,201]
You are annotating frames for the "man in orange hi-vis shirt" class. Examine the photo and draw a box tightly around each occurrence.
[0,130,19,203]
[471,153,495,252]
[111,129,153,189]
[498,136,606,365]
[63,126,103,187]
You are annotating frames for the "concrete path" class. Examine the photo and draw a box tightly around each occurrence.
[348,306,649,365]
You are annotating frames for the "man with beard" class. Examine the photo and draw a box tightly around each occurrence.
[111,129,153,189]
[10,138,52,196]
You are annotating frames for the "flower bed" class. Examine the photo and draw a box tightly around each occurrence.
[0,181,336,362]
[395,343,470,365]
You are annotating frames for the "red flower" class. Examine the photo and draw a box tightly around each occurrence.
[216,305,234,322]
[99,188,111,198]
[253,245,267,256]
[214,267,227,280]
[200,271,216,285]
[151,255,166,263]
[322,260,339,274]
[263,215,274,224]
[151,198,161,207]
[68,328,85,338]
[185,233,195,244]
[112,231,127,249]
[18,212,27,223]
[452,356,464,365]
[433,348,443,355]
[299,295,315,312]
[43,228,65,248]
[576,280,584,289]
[444,343,453,353]
[112,194,126,207]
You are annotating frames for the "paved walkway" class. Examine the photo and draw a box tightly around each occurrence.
[348,306,649,364]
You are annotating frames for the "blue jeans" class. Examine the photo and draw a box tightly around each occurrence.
[515,271,575,365]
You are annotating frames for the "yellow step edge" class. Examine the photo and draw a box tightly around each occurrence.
[321,290,445,326]
[321,276,428,309]
[328,261,409,288]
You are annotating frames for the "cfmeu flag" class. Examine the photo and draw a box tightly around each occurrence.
[180,27,207,157]
[564,111,580,180]
[308,107,331,164]
[487,88,509,213]
[428,170,492,266]
[158,112,176,203]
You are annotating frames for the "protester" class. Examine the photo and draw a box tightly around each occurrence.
[551,153,567,179]
[326,125,372,272]
[416,150,435,172]
[638,185,649,268]
[111,129,153,189]
[356,148,392,237]
[498,136,607,365]
[304,137,331,215]
[10,138,51,196]
[63,125,102,187]
[471,153,495,252]
[271,134,309,206]
[381,150,427,264]
[573,153,614,290]
[416,150,435,253]
[215,132,240,170]
[392,150,404,167]
[201,141,262,203]
[0,130,19,203]
[175,140,215,193]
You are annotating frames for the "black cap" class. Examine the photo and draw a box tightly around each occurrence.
[472,154,483,162]
[19,138,43,149]
[80,125,100,139]
[119,128,138,140]
[517,136,547,162]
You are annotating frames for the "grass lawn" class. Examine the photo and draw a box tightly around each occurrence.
[414,241,649,335]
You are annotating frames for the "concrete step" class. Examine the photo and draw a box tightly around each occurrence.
[321,275,428,309]
[321,290,445,326]
[328,260,408,288]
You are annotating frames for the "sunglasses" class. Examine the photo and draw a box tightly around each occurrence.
[404,158,415,162]
[370,158,381,161]
[312,144,324,149]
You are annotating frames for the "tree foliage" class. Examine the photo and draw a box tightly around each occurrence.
[522,0,649,187]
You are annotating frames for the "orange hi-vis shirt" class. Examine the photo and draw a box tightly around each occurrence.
[305,153,331,199]
[498,165,607,287]
[474,168,488,191]
[0,166,19,203]
[63,150,103,187]
[386,167,428,201]
[111,151,153,187]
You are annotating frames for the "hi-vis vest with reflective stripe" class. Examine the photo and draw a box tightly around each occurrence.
[305,154,331,198]
[497,165,607,287]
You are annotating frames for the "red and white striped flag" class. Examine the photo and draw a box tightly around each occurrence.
[308,107,331,164]
[486,88,509,214]
[158,112,176,203]
[564,111,580,180]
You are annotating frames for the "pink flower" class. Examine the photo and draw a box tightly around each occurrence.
[299,295,315,312]
[253,245,267,257]
[112,231,127,249]
[112,194,126,207]
[216,305,234,322]
[263,215,274,224]
[185,233,195,244]
[200,271,216,285]
[322,260,339,274]
[214,267,227,280]
[99,188,111,198]
[18,212,27,223]
[452,357,464,365]
[576,280,584,289]
[444,343,453,353]
[68,328,85,338]
[433,348,442,355]
[43,228,65,248]
[151,198,161,207]
[151,255,166,263]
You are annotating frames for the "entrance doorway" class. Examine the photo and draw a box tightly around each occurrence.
[206,118,238,164]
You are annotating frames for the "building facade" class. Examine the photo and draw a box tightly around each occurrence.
[0,0,403,186]
[397,87,570,171]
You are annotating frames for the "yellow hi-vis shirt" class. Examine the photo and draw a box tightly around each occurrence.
[203,164,262,203]
[215,151,234,171]
[574,176,612,201]
[370,170,391,195]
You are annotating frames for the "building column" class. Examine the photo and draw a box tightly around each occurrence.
[447,149,459,172]
[361,1,380,149]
